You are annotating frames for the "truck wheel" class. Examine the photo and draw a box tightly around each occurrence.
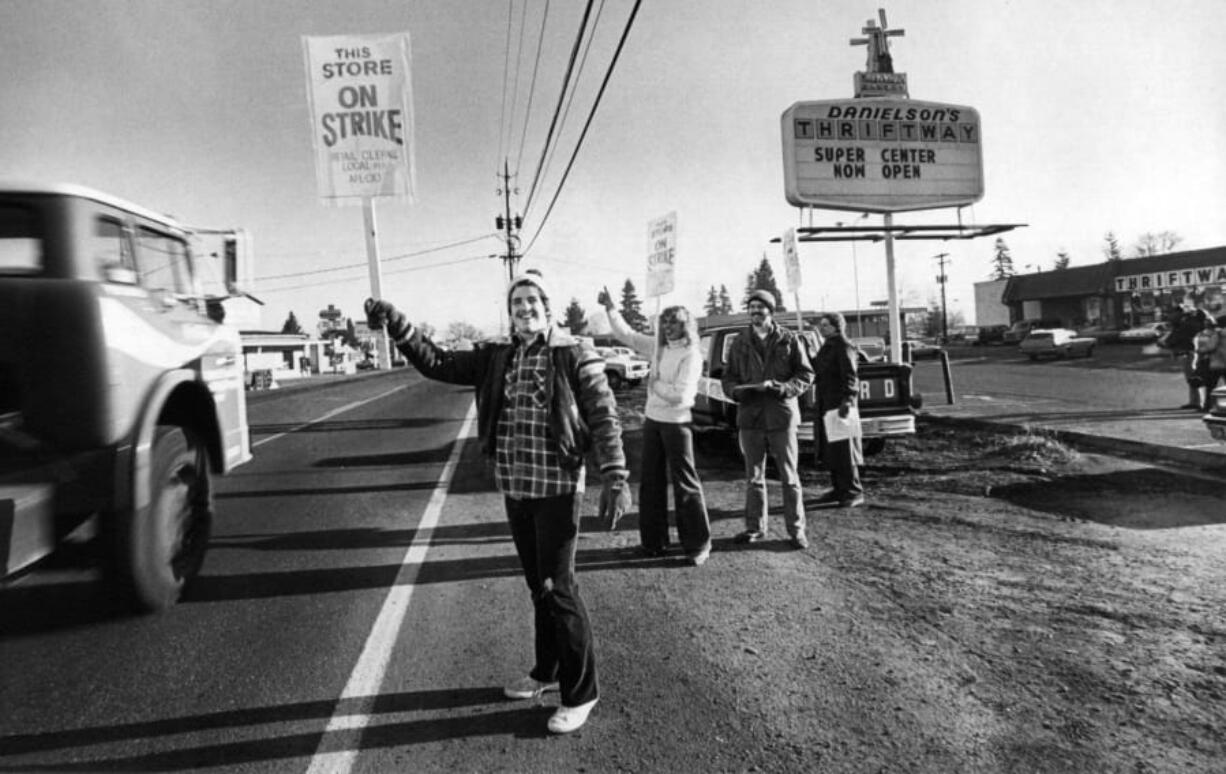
[606,370,623,390]
[114,425,213,612]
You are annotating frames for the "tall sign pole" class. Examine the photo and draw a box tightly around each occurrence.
[779,9,985,364]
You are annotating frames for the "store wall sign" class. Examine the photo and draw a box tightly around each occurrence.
[1114,265,1226,292]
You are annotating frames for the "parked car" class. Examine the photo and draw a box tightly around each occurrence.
[1003,318,1063,344]
[595,346,649,389]
[905,338,943,360]
[1204,386,1226,443]
[849,336,887,362]
[975,324,1009,345]
[1019,328,1096,360]
[1118,321,1171,343]
[944,325,979,345]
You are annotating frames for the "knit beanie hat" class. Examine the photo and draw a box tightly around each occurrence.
[506,269,553,315]
[746,289,776,312]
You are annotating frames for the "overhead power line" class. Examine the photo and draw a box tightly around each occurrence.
[522,0,597,218]
[534,0,607,207]
[514,0,552,176]
[256,254,493,294]
[254,233,499,282]
[522,0,643,258]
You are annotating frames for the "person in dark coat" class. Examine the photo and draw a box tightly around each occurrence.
[365,269,630,735]
[1164,304,1214,409]
[811,312,865,507]
[720,289,814,549]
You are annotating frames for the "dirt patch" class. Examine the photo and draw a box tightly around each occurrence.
[586,396,1226,772]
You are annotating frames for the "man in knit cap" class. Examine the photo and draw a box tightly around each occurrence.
[720,289,814,549]
[365,269,631,735]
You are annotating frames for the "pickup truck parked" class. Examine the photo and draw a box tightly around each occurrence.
[692,313,921,457]
[595,346,649,390]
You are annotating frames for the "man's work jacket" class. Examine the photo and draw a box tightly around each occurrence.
[720,322,814,431]
[394,326,627,479]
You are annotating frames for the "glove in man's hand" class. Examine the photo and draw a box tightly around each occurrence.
[838,401,851,419]
[364,298,411,342]
[599,476,632,531]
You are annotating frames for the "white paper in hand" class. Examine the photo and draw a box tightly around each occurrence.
[823,405,862,443]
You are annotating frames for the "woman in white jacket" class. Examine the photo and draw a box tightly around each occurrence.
[599,289,712,566]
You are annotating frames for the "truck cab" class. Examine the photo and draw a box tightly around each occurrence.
[0,182,251,610]
[692,312,920,457]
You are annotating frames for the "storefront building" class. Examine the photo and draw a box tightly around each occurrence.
[984,245,1226,329]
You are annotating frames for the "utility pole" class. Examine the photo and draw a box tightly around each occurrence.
[933,252,950,342]
[495,159,523,283]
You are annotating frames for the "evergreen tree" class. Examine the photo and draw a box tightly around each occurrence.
[743,255,785,311]
[718,284,733,315]
[1053,251,1072,270]
[562,298,588,334]
[619,279,649,332]
[704,286,720,316]
[1103,231,1123,262]
[280,311,304,335]
[990,238,1015,280]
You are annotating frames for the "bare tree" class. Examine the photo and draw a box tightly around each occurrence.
[1133,231,1183,257]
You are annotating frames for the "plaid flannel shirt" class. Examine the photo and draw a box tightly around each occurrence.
[494,332,584,499]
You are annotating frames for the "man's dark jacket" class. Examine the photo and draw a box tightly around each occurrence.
[720,323,814,431]
[394,326,626,477]
[812,332,859,412]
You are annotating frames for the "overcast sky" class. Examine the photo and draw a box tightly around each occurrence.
[2,0,1224,335]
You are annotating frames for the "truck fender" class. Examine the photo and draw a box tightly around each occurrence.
[121,369,219,514]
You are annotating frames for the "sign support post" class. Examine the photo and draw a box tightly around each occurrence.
[363,197,392,369]
[883,212,902,363]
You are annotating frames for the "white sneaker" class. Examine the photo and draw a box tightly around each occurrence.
[503,675,560,700]
[547,698,598,734]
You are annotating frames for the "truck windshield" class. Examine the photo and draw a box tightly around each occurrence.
[0,203,41,275]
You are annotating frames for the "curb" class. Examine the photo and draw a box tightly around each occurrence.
[920,413,1226,476]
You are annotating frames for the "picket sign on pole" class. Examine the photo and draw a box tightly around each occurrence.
[304,32,415,370]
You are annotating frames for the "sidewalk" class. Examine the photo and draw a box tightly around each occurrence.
[921,393,1226,475]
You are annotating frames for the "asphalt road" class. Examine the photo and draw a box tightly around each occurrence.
[0,371,513,772]
[0,344,1210,772]
[912,341,1186,412]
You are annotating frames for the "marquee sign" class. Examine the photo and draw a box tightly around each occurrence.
[781,98,984,213]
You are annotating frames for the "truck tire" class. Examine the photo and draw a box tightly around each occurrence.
[114,425,213,612]
[606,370,623,390]
[864,436,887,456]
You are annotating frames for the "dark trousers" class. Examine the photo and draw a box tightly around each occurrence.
[826,438,863,498]
[505,493,598,707]
[638,418,711,553]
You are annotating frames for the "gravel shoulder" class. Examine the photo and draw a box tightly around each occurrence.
[573,396,1226,773]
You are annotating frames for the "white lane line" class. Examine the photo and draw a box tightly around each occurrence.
[306,400,478,774]
[251,385,408,449]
